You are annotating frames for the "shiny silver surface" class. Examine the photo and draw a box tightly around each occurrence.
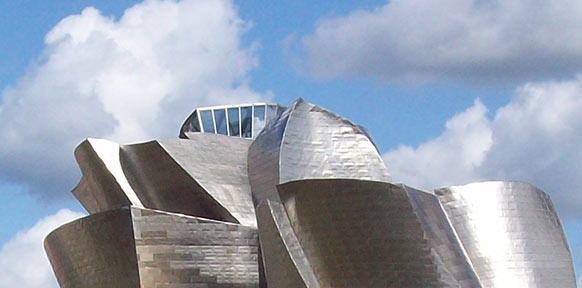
[248,98,391,205]
[435,181,576,287]
[46,98,577,287]
[256,200,319,288]
[404,185,482,287]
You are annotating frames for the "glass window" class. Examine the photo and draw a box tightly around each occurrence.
[253,105,266,137]
[214,109,228,135]
[241,106,252,138]
[200,110,215,133]
[227,107,240,136]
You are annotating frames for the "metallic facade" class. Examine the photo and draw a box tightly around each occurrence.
[45,207,259,288]
[46,98,576,287]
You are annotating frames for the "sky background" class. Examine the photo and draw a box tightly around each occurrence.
[0,0,581,286]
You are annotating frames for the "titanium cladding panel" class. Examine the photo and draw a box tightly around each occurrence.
[131,207,260,288]
[277,179,441,288]
[255,200,319,288]
[72,138,141,213]
[44,207,140,288]
[74,134,255,226]
[435,181,576,287]
[278,99,391,183]
[45,207,260,288]
[404,186,482,287]
[248,98,391,206]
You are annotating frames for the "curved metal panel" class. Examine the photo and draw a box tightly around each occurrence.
[279,99,391,183]
[45,207,260,288]
[44,207,140,288]
[249,98,391,207]
[277,179,441,287]
[256,200,320,288]
[72,138,142,214]
[435,181,576,287]
[248,103,292,205]
[404,185,482,287]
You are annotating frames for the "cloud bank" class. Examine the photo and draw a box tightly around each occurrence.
[384,76,582,219]
[299,0,582,83]
[0,209,84,288]
[0,0,264,200]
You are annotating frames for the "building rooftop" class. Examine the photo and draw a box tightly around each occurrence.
[179,102,286,139]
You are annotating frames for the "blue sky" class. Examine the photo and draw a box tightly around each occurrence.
[0,0,581,286]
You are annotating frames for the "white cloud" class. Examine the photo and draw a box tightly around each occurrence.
[299,0,582,83]
[0,209,84,288]
[384,99,492,189]
[0,0,264,200]
[383,76,582,219]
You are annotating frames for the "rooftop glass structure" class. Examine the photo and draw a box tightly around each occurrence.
[179,102,285,139]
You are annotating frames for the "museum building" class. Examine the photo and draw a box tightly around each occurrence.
[44,99,576,287]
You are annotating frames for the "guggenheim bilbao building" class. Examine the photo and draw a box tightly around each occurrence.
[44,99,576,287]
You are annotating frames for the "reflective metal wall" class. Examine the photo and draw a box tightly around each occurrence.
[131,207,259,288]
[435,181,576,287]
[278,179,442,287]
[248,98,391,206]
[45,207,260,288]
[405,186,482,287]
[256,200,319,288]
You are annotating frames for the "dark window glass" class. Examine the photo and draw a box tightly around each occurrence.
[214,109,228,135]
[189,112,201,132]
[253,105,266,136]
[241,106,252,138]
[228,107,240,136]
[200,110,215,133]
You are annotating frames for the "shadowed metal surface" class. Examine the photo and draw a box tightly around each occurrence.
[278,179,441,288]
[44,207,140,288]
[404,185,481,287]
[158,135,256,227]
[435,181,576,287]
[120,139,240,223]
[45,207,260,288]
